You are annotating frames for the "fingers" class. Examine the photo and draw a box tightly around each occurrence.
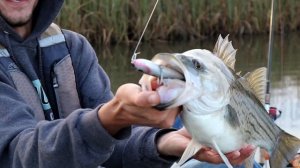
[193,145,256,166]
[239,145,256,157]
[150,77,160,90]
[135,90,160,107]
[226,145,256,165]
[194,147,225,164]
[148,107,179,128]
[113,83,180,128]
[116,83,160,107]
[225,150,241,161]
[139,75,159,91]
[292,154,300,167]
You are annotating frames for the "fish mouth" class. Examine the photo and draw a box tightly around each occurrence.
[151,53,186,79]
[147,53,193,110]
[151,53,186,80]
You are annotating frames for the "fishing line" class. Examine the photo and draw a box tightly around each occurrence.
[131,0,160,62]
[265,0,275,111]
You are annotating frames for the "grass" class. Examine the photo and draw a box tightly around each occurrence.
[56,0,300,45]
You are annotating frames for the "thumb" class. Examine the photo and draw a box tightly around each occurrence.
[135,91,160,107]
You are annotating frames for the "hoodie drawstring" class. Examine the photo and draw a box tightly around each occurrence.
[37,42,45,87]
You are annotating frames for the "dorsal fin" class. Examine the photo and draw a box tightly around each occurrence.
[213,34,237,70]
[244,67,267,104]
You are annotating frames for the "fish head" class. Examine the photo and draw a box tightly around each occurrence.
[140,49,234,114]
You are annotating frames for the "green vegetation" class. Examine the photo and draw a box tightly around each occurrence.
[56,0,300,45]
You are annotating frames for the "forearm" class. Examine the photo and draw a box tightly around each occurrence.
[1,107,120,168]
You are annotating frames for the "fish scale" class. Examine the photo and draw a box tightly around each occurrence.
[229,81,280,152]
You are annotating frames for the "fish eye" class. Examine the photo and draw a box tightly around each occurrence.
[192,59,202,70]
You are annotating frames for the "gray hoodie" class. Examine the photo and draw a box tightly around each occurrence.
[0,0,175,167]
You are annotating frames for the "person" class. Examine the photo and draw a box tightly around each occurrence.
[0,0,254,167]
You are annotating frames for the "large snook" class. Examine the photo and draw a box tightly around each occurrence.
[137,35,300,168]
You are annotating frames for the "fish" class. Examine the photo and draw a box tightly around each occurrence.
[135,35,300,168]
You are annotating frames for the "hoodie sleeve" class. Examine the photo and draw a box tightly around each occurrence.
[103,126,177,168]
[0,80,117,168]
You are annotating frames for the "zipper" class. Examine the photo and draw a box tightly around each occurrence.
[51,67,62,118]
[52,70,59,88]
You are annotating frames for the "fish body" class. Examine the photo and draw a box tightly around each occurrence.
[138,35,300,168]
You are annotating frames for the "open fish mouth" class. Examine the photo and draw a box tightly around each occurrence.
[134,53,198,110]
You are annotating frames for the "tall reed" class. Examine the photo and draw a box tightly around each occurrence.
[56,0,300,45]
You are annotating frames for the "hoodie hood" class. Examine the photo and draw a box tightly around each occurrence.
[0,0,64,42]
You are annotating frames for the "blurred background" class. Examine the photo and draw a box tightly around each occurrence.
[56,0,299,44]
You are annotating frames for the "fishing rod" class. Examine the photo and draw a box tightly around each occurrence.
[265,0,275,111]
[261,1,275,168]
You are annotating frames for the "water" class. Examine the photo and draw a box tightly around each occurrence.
[97,33,300,136]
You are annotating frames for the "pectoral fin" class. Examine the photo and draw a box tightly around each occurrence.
[171,139,202,168]
[212,139,233,168]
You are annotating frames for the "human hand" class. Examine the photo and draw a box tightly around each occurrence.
[98,83,180,135]
[157,128,255,166]
[194,144,255,166]
[292,154,300,167]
